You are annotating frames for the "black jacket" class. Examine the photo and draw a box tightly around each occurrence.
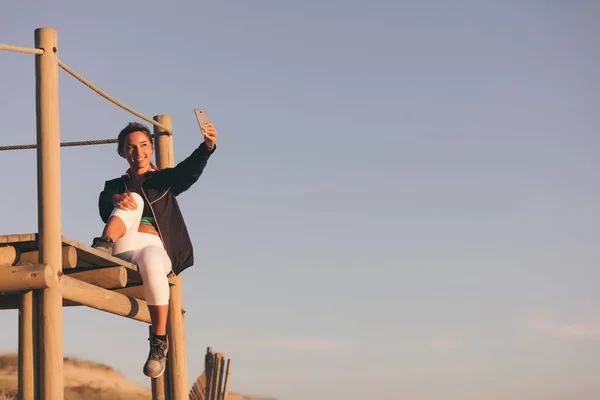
[98,142,216,275]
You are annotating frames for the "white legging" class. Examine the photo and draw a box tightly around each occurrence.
[109,192,172,306]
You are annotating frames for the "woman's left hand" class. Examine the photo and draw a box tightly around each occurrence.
[202,122,217,150]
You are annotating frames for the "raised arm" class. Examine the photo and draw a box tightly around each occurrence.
[158,121,218,196]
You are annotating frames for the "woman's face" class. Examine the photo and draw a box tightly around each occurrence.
[124,131,153,170]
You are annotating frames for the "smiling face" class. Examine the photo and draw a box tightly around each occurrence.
[123,130,153,171]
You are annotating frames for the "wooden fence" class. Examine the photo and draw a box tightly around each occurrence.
[190,347,232,400]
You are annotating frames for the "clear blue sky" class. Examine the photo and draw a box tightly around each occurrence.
[1,1,599,399]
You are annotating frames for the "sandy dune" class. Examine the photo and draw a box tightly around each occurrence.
[0,354,274,400]
[0,355,149,399]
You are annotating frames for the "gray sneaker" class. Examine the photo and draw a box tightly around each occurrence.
[144,334,169,378]
[91,236,114,254]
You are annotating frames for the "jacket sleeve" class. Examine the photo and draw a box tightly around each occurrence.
[161,142,216,196]
[98,181,118,223]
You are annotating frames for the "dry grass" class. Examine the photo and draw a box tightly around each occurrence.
[63,357,114,373]
[0,377,17,398]
[0,378,16,399]
[0,391,16,400]
[0,355,17,371]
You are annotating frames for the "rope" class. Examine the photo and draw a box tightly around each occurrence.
[0,138,118,151]
[1,45,174,149]
[0,43,44,55]
[58,60,172,135]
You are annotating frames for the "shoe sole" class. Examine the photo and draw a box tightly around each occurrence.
[144,364,166,379]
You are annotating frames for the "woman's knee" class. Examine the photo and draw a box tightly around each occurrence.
[135,246,171,305]
[130,192,144,207]
[136,246,172,276]
[109,192,144,231]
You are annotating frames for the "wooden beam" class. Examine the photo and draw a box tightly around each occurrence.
[113,285,145,300]
[60,274,150,323]
[64,266,127,289]
[0,233,176,285]
[0,233,37,244]
[1,294,128,310]
[0,246,16,265]
[2,284,148,309]
[125,268,143,285]
[0,264,56,293]
[16,246,77,269]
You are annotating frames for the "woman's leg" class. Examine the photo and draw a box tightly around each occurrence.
[98,198,172,378]
[132,244,172,333]
[127,236,173,378]
[100,216,126,242]
[93,193,144,253]
[148,306,169,336]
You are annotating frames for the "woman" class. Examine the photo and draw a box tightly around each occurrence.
[91,120,217,378]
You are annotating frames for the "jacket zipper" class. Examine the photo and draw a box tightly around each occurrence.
[141,176,167,252]
[150,188,170,205]
[124,176,168,253]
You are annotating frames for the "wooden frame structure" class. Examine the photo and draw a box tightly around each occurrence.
[0,28,190,400]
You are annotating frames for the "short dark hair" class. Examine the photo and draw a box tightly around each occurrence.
[117,122,153,158]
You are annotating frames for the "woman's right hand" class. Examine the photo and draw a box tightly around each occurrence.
[112,193,138,210]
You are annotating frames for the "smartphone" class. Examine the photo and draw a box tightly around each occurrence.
[194,109,209,133]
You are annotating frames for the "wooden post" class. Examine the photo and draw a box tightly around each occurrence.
[222,359,231,400]
[209,353,219,400]
[215,353,225,400]
[32,290,41,400]
[205,347,214,400]
[150,325,166,400]
[152,375,166,400]
[163,361,172,400]
[152,114,170,399]
[154,114,174,170]
[154,114,189,399]
[34,26,64,400]
[18,292,34,400]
